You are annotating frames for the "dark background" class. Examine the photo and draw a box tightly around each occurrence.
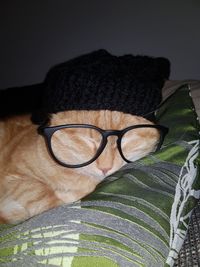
[1,0,200,89]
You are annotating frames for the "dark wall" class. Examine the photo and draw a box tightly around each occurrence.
[1,0,200,88]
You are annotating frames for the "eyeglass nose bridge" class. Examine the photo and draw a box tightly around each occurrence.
[101,129,136,163]
[99,129,127,161]
[102,129,122,138]
[101,129,123,149]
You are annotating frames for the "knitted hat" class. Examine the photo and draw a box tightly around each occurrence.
[32,50,170,124]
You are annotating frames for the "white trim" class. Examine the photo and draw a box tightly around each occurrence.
[166,140,200,266]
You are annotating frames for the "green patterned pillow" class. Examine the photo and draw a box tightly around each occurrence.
[0,84,200,267]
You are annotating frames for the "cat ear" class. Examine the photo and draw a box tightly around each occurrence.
[0,83,44,118]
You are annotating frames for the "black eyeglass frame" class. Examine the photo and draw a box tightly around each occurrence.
[38,123,169,168]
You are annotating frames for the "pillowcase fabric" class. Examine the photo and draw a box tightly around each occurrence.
[0,84,199,267]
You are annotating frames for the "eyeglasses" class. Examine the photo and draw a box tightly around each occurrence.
[38,123,168,168]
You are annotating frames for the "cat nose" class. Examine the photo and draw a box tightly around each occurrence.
[100,168,111,175]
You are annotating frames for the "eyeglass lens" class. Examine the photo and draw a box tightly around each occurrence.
[121,127,160,162]
[51,127,103,165]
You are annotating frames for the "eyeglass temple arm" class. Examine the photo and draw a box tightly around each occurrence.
[37,124,46,135]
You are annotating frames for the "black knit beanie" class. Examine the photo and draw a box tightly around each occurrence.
[32,50,170,124]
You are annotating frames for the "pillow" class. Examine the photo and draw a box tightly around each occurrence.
[0,84,199,267]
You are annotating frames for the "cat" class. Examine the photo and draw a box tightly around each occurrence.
[0,110,160,224]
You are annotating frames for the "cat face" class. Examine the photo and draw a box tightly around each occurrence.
[48,110,160,180]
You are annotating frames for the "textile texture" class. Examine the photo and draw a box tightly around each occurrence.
[32,49,170,124]
[163,80,200,266]
[0,84,200,267]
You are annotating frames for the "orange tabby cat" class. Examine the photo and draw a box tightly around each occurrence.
[0,110,159,224]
